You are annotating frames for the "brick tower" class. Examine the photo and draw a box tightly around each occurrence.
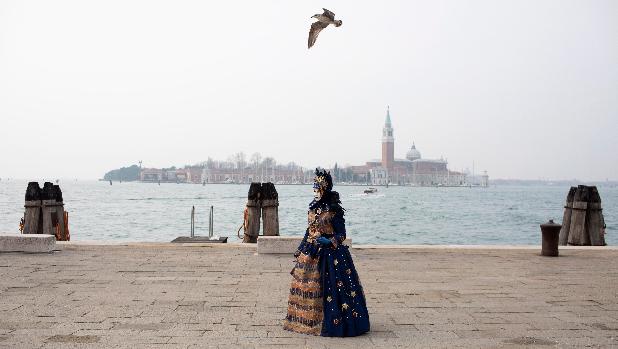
[381,106,394,169]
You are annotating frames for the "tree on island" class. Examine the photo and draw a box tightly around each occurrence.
[103,165,140,181]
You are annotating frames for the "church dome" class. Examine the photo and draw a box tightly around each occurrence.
[406,143,421,161]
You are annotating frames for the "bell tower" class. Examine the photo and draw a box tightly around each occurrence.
[381,106,394,169]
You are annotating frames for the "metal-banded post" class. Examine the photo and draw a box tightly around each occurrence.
[243,183,262,243]
[261,182,279,236]
[23,181,42,234]
[587,186,606,246]
[558,187,576,245]
[568,185,590,245]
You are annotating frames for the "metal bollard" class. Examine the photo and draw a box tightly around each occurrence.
[540,219,562,257]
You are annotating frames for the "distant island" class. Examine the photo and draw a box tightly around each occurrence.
[102,160,615,187]
[102,151,489,186]
[103,154,315,185]
[102,109,496,187]
[103,165,140,182]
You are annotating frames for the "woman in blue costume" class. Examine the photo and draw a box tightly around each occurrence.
[283,169,370,337]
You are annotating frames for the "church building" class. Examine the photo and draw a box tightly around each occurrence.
[346,107,467,186]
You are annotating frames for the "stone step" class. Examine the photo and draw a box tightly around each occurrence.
[257,236,352,254]
[0,234,56,253]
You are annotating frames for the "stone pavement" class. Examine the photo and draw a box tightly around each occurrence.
[0,243,617,348]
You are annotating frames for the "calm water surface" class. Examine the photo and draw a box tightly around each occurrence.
[0,180,616,245]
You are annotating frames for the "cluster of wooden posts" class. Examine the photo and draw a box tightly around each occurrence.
[559,185,605,246]
[242,182,279,243]
[22,182,70,241]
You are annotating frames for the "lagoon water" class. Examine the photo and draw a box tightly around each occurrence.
[0,180,616,245]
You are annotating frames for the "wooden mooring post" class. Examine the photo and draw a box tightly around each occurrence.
[587,186,606,246]
[560,185,606,246]
[242,182,262,243]
[241,182,280,243]
[23,182,42,234]
[22,181,70,241]
[568,185,590,245]
[558,187,576,245]
[261,182,279,236]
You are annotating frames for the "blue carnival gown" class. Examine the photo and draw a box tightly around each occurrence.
[283,198,370,337]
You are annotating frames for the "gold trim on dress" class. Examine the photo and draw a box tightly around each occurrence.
[284,252,323,336]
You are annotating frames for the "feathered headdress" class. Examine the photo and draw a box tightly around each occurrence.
[313,168,333,193]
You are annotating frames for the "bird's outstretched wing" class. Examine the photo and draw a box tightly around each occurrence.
[308,21,328,48]
[322,8,336,20]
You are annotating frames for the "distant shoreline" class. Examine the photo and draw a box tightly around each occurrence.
[94,179,618,187]
[3,178,615,185]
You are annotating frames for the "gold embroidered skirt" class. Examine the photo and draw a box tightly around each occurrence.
[283,252,323,335]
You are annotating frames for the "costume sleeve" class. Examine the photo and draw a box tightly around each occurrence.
[294,228,310,257]
[330,212,346,247]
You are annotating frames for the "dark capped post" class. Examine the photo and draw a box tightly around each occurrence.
[22,182,69,241]
[242,182,262,243]
[261,182,279,236]
[565,185,606,246]
[23,182,42,234]
[41,182,68,240]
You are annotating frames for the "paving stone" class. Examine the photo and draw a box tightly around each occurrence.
[0,244,616,348]
[257,236,351,254]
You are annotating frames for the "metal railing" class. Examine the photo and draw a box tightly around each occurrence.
[190,205,215,239]
[190,206,195,238]
[208,205,214,238]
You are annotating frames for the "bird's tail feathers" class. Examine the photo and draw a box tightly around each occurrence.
[334,20,342,27]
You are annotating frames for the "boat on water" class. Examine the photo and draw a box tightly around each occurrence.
[363,187,378,194]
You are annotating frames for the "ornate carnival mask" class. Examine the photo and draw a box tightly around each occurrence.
[313,172,329,201]
[313,186,323,201]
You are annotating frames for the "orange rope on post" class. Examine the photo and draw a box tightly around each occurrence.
[237,207,249,239]
[64,211,70,241]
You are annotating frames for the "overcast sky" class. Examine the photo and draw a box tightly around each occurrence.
[0,0,616,181]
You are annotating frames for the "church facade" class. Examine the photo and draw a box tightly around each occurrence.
[346,108,467,186]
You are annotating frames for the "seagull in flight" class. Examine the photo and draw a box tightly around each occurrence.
[308,8,342,49]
